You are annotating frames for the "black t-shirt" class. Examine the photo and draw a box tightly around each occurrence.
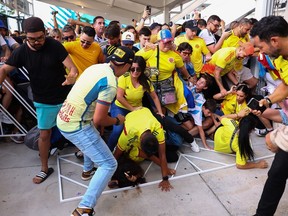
[6,37,72,104]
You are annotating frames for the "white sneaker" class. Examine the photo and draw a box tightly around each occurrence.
[190,140,200,152]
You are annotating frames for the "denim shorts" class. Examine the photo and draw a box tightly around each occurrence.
[279,109,288,125]
[33,102,63,129]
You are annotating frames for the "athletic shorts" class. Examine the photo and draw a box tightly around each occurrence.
[33,102,63,130]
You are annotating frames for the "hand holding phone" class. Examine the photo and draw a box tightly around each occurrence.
[146,5,151,15]
[247,98,267,113]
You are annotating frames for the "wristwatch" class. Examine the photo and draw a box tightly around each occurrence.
[162,176,169,181]
[264,97,272,107]
[115,117,120,125]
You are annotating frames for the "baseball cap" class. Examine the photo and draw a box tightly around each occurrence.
[157,29,173,43]
[121,31,135,45]
[240,42,255,56]
[108,46,134,65]
[185,20,199,31]
[149,22,162,31]
[0,20,7,30]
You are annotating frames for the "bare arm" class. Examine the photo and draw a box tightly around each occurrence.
[214,66,227,95]
[52,13,59,29]
[260,81,288,106]
[0,64,15,84]
[67,18,91,27]
[62,55,78,85]
[116,87,137,111]
[93,102,125,127]
[149,90,164,116]
[207,31,231,54]
[135,8,149,33]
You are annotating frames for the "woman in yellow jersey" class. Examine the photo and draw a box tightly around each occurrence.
[213,109,268,169]
[107,56,164,151]
[213,83,251,116]
[136,29,193,114]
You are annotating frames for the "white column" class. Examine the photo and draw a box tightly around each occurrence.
[255,0,274,20]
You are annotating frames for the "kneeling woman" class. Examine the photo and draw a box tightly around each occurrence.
[213,109,268,169]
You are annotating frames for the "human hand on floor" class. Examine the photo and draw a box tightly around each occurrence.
[159,180,173,191]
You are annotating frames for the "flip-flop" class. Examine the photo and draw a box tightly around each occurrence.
[33,167,54,184]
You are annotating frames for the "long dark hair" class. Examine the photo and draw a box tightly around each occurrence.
[132,56,151,92]
[238,114,256,160]
[236,83,252,103]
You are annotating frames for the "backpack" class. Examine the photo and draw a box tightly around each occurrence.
[24,125,71,151]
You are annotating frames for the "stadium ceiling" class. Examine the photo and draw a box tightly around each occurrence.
[38,0,193,24]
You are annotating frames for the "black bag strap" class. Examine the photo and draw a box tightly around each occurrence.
[156,45,160,84]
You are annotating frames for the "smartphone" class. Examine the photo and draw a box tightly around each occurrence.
[146,5,151,15]
[247,98,266,113]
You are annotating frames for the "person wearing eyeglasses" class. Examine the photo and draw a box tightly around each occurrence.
[198,15,231,54]
[174,20,212,78]
[0,17,78,184]
[63,26,105,78]
[107,56,164,151]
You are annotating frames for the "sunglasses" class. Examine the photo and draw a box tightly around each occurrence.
[63,35,75,41]
[130,67,141,73]
[80,40,92,45]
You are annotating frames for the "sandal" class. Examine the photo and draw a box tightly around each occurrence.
[33,167,54,184]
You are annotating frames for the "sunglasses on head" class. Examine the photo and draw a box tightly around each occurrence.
[63,35,75,41]
[130,67,141,73]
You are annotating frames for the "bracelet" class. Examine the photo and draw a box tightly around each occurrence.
[265,97,272,107]
[162,176,169,181]
[115,117,120,125]
[141,17,146,21]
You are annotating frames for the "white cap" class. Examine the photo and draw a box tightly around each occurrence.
[121,31,135,45]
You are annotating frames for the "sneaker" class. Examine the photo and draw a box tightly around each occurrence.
[10,132,24,144]
[71,207,94,216]
[255,128,272,137]
[190,140,200,152]
[75,150,84,159]
[81,167,97,181]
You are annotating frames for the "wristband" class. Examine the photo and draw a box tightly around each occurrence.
[264,97,272,107]
[115,117,120,125]
[162,176,169,181]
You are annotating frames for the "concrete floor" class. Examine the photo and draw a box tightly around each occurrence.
[1,133,288,216]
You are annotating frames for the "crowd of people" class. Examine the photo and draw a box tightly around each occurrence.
[0,7,288,216]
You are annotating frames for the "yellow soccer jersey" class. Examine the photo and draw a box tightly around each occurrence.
[221,93,248,115]
[202,47,242,76]
[174,34,210,73]
[222,30,250,48]
[274,56,288,85]
[136,48,184,81]
[64,41,104,77]
[115,72,154,109]
[117,107,165,162]
[214,118,246,165]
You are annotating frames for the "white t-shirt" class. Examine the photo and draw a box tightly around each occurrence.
[0,35,7,46]
[199,28,216,46]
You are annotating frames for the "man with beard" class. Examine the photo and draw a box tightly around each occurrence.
[198,15,231,54]
[0,17,78,184]
[250,15,288,216]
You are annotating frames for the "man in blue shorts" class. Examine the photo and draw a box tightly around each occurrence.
[0,17,78,184]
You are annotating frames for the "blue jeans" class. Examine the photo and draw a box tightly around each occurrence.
[61,123,117,208]
[107,102,130,151]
